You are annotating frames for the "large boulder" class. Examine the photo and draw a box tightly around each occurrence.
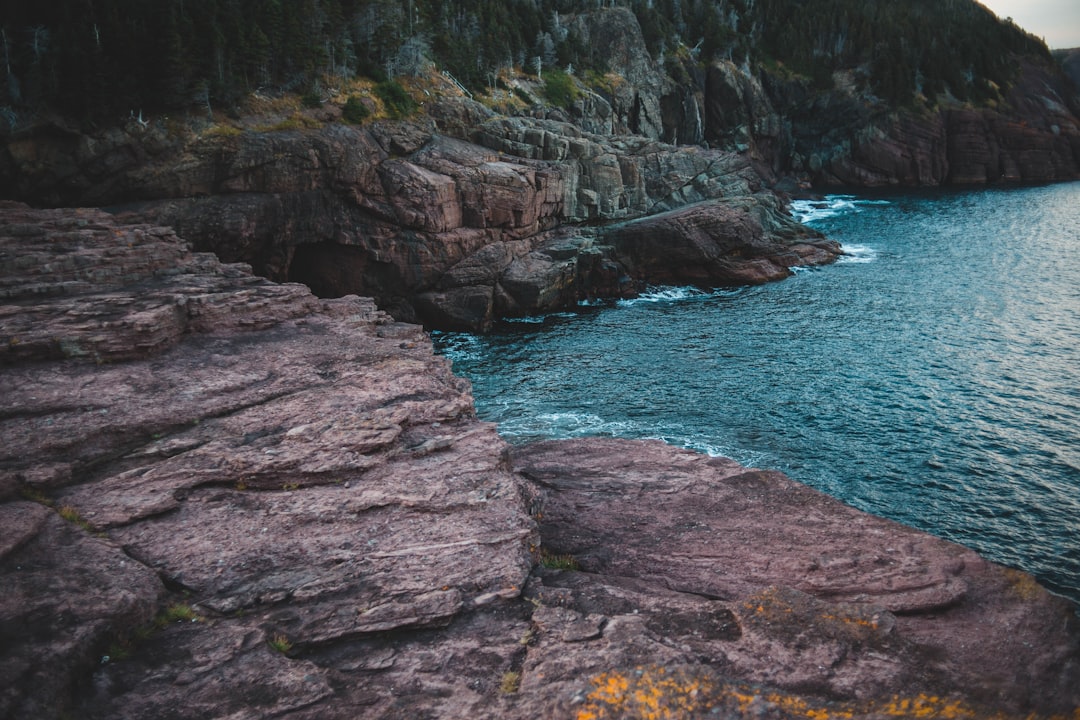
[511,438,1080,719]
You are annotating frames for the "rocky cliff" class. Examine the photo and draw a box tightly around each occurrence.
[524,8,1080,188]
[0,87,838,332]
[2,203,1079,719]
[2,8,1077,336]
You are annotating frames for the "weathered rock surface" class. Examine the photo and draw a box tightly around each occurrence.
[0,10,1078,339]
[3,202,1079,719]
[514,438,1080,719]
[0,204,536,718]
[747,58,1080,187]
[0,90,838,332]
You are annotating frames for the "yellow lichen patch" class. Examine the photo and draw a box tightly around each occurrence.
[726,687,854,720]
[819,611,879,630]
[878,694,978,718]
[742,586,796,620]
[1003,568,1045,601]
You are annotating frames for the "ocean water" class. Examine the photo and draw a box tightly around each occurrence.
[433,182,1080,605]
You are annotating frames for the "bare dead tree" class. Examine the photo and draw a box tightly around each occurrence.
[28,25,49,63]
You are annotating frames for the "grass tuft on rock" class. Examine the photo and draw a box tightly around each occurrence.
[540,549,581,571]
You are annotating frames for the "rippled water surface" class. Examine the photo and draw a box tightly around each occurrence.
[433,182,1080,604]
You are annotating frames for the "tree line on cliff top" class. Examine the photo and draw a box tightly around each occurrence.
[0,0,1052,127]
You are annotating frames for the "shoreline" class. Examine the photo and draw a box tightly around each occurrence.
[2,203,1078,718]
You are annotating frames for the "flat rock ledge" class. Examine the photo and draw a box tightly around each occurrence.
[1,203,1078,720]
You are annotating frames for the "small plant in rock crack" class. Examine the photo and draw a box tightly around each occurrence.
[540,549,581,571]
[268,633,293,654]
[57,505,98,534]
[499,671,521,694]
[155,603,201,627]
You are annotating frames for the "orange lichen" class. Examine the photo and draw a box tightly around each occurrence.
[879,694,976,718]
[572,667,1076,720]
[819,612,879,630]
[575,667,714,720]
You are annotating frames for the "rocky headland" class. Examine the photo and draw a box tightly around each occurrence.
[3,7,1080,718]
[0,93,837,332]
[3,7,1078,332]
[2,203,1079,719]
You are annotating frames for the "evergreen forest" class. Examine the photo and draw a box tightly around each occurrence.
[0,0,1055,126]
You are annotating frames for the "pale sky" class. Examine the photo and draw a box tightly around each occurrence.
[979,0,1080,49]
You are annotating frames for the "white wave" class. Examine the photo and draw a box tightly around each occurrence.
[502,312,578,324]
[498,410,773,467]
[836,243,877,264]
[616,286,711,307]
[536,411,607,426]
[790,195,891,224]
[497,411,611,439]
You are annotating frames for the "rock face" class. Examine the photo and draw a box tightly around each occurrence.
[2,203,1079,719]
[4,5,1074,334]
[0,98,838,332]
[514,438,1080,719]
[0,203,536,718]
[713,57,1080,187]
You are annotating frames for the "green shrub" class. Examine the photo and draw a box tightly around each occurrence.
[542,70,579,109]
[375,80,417,119]
[342,95,370,124]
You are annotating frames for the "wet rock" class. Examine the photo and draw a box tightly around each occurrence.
[604,195,839,286]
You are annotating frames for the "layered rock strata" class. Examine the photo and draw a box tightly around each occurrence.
[0,94,838,332]
[0,203,535,718]
[2,204,1078,719]
[704,56,1080,187]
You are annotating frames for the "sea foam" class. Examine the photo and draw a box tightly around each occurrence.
[790,195,891,224]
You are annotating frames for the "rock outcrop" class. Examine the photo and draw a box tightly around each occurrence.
[0,95,838,332]
[707,56,1080,187]
[0,203,535,718]
[515,438,1080,718]
[3,203,1079,720]
[3,4,1074,336]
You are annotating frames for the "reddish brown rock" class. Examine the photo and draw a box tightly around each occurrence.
[605,195,839,287]
[3,203,1078,720]
[1,97,841,332]
[512,438,1080,718]
[811,59,1080,187]
[0,502,164,720]
[0,204,537,719]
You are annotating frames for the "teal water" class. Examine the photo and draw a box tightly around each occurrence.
[433,182,1080,605]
